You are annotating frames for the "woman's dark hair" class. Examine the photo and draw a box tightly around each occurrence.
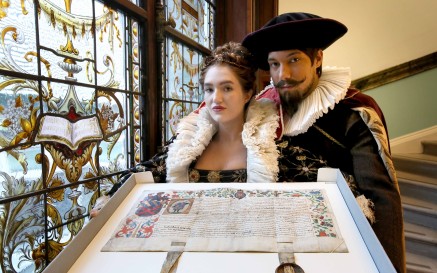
[199,42,257,94]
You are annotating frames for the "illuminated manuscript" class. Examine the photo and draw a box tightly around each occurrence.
[102,188,347,253]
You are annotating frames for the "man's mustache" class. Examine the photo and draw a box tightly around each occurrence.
[274,79,304,88]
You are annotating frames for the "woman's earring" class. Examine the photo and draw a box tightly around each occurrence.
[270,77,274,86]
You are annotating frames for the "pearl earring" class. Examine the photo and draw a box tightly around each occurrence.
[270,77,274,86]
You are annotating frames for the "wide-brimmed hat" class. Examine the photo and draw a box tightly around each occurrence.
[242,12,348,70]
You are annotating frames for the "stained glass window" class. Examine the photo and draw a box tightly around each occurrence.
[0,0,146,272]
[162,0,216,142]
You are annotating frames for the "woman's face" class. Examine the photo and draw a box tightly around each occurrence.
[203,64,252,125]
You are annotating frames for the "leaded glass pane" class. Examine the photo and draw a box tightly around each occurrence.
[166,0,215,50]
[0,76,40,151]
[134,128,141,163]
[42,140,98,184]
[130,19,142,163]
[133,93,141,164]
[0,194,45,272]
[0,144,42,196]
[97,90,128,160]
[0,2,38,75]
[164,100,200,140]
[40,81,95,115]
[94,1,127,89]
[162,36,204,141]
[98,126,128,173]
[45,183,93,270]
[38,0,95,84]
[47,184,91,228]
[133,93,140,125]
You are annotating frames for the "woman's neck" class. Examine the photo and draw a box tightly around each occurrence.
[214,118,245,143]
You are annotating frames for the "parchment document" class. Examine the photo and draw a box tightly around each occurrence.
[102,188,347,253]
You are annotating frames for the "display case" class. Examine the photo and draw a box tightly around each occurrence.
[43,168,396,273]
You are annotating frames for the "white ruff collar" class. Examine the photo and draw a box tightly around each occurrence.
[166,99,279,182]
[283,66,351,136]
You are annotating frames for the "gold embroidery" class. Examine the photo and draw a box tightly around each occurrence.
[313,125,347,149]
[207,171,221,182]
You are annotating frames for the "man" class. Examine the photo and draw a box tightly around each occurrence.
[242,12,406,273]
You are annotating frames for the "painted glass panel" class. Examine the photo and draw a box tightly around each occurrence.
[164,100,201,140]
[0,193,45,272]
[46,183,92,230]
[0,1,38,75]
[0,76,40,152]
[130,20,142,164]
[94,1,127,90]
[162,36,204,141]
[166,0,215,50]
[38,0,95,84]
[0,143,42,196]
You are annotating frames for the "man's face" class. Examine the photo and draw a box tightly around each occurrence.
[268,49,322,117]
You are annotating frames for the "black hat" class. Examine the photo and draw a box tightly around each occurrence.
[242,12,348,70]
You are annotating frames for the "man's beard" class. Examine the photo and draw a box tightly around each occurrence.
[275,77,317,117]
[275,79,305,117]
[279,91,302,117]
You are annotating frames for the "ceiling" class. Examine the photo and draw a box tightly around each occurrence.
[278,0,437,80]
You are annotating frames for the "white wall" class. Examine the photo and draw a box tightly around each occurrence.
[278,0,437,80]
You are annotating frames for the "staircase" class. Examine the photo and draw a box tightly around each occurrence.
[392,140,437,273]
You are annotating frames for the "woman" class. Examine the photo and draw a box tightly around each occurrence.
[111,42,279,189]
[166,41,279,182]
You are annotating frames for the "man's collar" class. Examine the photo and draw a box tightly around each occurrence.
[282,66,352,136]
